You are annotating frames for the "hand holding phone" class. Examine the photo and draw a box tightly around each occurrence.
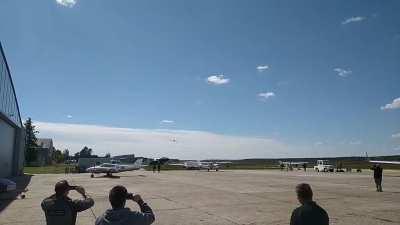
[74,186,86,196]
[126,193,134,200]
[131,194,142,203]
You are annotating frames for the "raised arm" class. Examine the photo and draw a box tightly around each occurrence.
[72,186,94,212]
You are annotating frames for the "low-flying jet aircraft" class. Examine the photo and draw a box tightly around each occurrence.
[86,158,144,177]
[369,160,400,165]
[171,160,232,171]
[366,152,400,165]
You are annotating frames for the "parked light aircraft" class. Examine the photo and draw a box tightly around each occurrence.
[86,158,144,177]
[170,160,232,171]
[278,161,309,170]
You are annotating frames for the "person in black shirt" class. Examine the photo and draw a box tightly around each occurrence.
[95,185,155,225]
[290,183,329,225]
[41,180,94,225]
[371,164,383,192]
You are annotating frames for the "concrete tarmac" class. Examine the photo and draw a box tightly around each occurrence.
[1,169,400,225]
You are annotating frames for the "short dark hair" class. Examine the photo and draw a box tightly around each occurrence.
[55,180,71,197]
[296,183,313,200]
[109,185,127,208]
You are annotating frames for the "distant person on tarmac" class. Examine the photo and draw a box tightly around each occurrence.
[152,162,156,173]
[371,164,383,192]
[96,185,155,225]
[302,163,307,172]
[157,162,161,173]
[290,183,329,225]
[41,180,94,225]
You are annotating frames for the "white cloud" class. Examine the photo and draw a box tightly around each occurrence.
[206,75,230,85]
[67,115,73,119]
[349,140,362,145]
[394,146,400,151]
[334,68,352,77]
[392,133,400,138]
[56,0,76,7]
[314,141,324,146]
[160,120,174,124]
[342,16,366,25]
[34,121,299,159]
[381,97,400,110]
[256,65,269,72]
[258,92,275,100]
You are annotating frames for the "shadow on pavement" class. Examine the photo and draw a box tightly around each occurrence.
[0,174,32,213]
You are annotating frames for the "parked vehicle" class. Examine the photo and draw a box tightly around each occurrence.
[314,160,334,172]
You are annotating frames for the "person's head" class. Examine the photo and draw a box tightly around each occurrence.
[109,185,128,209]
[295,183,313,204]
[55,180,72,198]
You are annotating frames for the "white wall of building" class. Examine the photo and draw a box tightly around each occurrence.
[0,118,16,177]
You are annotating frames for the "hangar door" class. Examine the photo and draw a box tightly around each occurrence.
[0,118,15,177]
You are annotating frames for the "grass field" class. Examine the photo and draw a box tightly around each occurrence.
[24,165,76,174]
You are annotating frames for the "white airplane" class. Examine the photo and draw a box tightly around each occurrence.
[278,161,309,166]
[87,158,144,177]
[366,152,400,165]
[278,161,309,170]
[171,160,231,171]
[369,160,400,165]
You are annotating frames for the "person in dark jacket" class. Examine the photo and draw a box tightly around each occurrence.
[290,183,329,225]
[41,180,94,225]
[371,164,383,192]
[96,185,155,225]
[157,162,161,173]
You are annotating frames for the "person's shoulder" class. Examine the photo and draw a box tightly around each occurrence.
[42,195,57,205]
[126,209,146,217]
[42,195,71,209]
[291,205,303,215]
[313,202,328,215]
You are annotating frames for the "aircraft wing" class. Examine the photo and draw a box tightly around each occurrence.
[279,161,308,165]
[369,160,400,165]
[202,161,232,164]
[87,167,117,173]
[168,163,186,166]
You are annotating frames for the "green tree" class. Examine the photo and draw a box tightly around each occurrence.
[24,118,39,163]
[62,149,70,160]
[75,146,93,158]
[52,149,64,163]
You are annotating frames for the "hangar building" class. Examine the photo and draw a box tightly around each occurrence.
[0,42,25,178]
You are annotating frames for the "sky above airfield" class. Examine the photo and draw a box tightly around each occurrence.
[1,0,399,159]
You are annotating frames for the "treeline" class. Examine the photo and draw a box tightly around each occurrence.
[24,118,110,165]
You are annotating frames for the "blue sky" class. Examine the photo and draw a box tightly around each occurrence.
[1,0,399,159]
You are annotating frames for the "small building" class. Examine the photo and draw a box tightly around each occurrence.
[33,138,55,166]
[112,154,135,163]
